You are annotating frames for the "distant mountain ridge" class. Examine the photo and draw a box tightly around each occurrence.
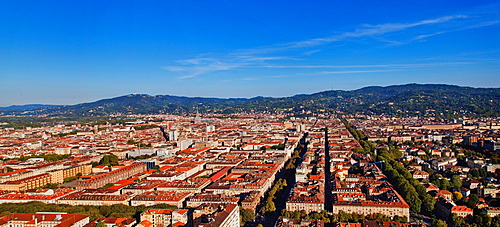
[0,104,62,111]
[1,84,499,118]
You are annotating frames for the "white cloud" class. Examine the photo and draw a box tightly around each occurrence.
[264,62,473,69]
[308,69,400,75]
[282,15,469,49]
[162,12,496,79]
[242,77,259,81]
[391,19,499,45]
[302,49,322,56]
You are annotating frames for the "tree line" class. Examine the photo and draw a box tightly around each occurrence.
[0,201,177,221]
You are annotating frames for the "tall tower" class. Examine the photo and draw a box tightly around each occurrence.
[195,105,201,124]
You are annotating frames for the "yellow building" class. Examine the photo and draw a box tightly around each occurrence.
[0,173,52,191]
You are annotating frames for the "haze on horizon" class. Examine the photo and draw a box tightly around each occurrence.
[1,0,499,107]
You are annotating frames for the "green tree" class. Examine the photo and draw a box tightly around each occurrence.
[453,191,463,202]
[393,216,407,223]
[471,168,487,178]
[492,216,500,227]
[449,214,464,227]
[451,175,463,188]
[40,183,59,189]
[270,143,285,150]
[472,213,491,227]
[471,169,480,178]
[281,179,288,187]
[99,206,113,217]
[84,207,103,220]
[478,168,487,178]
[430,174,443,181]
[307,212,324,220]
[240,208,255,223]
[467,194,479,209]
[439,178,451,191]
[431,219,447,227]
[64,176,78,183]
[421,194,436,214]
[353,147,365,154]
[99,154,119,166]
[264,199,276,213]
[404,190,422,213]
[415,184,427,197]
[390,148,403,159]
[96,221,106,227]
[299,210,307,219]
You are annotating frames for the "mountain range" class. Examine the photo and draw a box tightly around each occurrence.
[0,104,62,111]
[1,84,499,118]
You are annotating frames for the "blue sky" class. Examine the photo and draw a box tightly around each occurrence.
[1,0,499,106]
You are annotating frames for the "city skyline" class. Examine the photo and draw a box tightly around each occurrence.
[1,0,499,107]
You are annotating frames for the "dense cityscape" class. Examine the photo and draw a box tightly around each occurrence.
[1,1,498,227]
[0,111,499,227]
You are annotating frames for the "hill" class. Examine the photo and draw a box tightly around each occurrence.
[0,104,62,111]
[1,84,499,118]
